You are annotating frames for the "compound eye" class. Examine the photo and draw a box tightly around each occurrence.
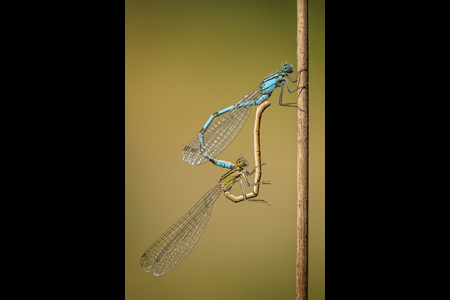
[282,64,293,73]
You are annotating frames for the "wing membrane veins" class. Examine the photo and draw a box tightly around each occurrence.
[140,185,222,275]
[182,87,262,165]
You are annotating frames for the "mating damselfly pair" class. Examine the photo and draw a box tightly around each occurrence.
[140,64,305,276]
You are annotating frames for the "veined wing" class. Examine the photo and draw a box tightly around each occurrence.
[182,86,263,165]
[140,185,222,276]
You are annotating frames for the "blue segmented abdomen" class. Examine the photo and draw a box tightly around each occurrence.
[181,87,262,165]
[202,105,235,133]
[237,94,269,108]
[181,71,285,166]
[205,154,236,169]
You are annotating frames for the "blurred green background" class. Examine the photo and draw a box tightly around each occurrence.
[125,0,324,299]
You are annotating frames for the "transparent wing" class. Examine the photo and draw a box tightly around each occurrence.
[140,185,222,276]
[182,87,262,165]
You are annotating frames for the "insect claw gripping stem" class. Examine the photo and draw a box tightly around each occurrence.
[278,83,308,111]
[278,68,308,111]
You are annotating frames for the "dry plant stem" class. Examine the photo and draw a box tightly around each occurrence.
[296,0,308,300]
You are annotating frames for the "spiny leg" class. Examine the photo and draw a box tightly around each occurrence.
[279,68,308,110]
[239,179,247,201]
[241,171,270,187]
[278,81,308,110]
[247,180,271,187]
[287,68,307,83]
[242,163,267,176]
[224,179,271,205]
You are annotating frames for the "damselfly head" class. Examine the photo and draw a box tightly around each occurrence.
[236,157,248,168]
[282,63,294,74]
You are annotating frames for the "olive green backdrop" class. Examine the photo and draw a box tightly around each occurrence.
[125,0,325,299]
